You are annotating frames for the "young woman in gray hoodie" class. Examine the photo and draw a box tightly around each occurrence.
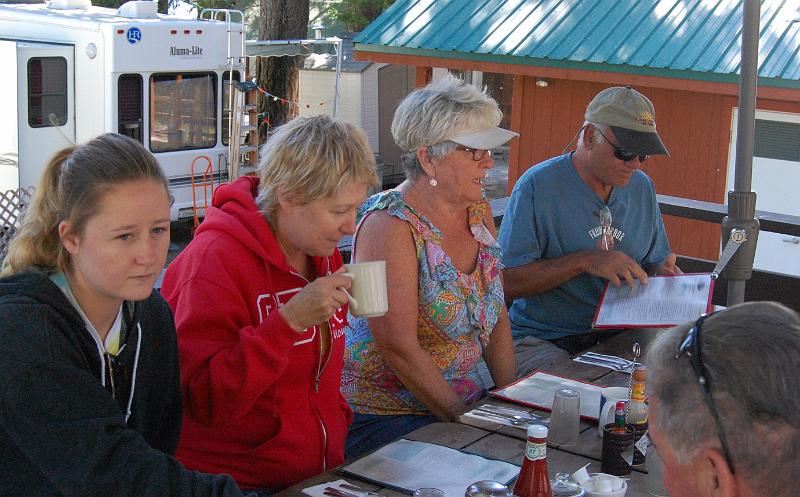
[0,133,244,497]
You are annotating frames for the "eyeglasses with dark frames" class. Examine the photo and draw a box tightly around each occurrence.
[455,145,493,162]
[674,312,736,473]
[593,126,648,163]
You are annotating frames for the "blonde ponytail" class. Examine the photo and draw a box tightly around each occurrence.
[1,147,76,276]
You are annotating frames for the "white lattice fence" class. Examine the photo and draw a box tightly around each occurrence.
[0,187,34,260]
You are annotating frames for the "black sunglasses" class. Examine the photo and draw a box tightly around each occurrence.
[105,351,129,402]
[594,127,648,163]
[674,312,736,473]
[454,145,493,162]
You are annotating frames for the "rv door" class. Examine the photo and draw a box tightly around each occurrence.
[16,42,75,191]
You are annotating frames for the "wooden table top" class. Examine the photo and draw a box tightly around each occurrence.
[273,329,663,497]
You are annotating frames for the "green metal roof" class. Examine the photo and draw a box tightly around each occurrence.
[355,0,800,88]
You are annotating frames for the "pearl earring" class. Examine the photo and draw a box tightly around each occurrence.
[429,177,438,187]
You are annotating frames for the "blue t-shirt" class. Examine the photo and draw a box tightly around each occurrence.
[498,153,670,339]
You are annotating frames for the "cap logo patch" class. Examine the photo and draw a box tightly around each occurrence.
[638,110,655,127]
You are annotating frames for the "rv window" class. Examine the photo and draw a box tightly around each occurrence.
[119,74,143,143]
[28,57,68,128]
[150,72,217,153]
[222,71,241,146]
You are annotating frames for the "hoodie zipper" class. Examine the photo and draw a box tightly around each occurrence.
[288,257,334,471]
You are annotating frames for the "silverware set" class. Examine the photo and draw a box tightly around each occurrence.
[468,404,547,426]
[574,351,637,372]
[324,483,385,497]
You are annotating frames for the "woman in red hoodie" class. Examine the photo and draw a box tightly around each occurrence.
[161,115,379,494]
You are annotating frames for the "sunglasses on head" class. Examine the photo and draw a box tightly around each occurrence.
[593,126,648,163]
[674,311,736,474]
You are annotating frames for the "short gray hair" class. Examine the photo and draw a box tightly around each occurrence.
[391,74,502,181]
[646,301,800,496]
[579,121,610,147]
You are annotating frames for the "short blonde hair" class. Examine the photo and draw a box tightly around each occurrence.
[256,115,379,219]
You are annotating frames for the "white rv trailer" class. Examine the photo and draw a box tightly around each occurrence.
[0,0,244,220]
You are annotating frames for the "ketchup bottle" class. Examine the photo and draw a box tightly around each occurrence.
[514,424,552,497]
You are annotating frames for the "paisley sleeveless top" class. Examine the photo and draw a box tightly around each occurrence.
[341,190,505,415]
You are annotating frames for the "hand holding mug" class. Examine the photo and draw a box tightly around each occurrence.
[279,268,352,332]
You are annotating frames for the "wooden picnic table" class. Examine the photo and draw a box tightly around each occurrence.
[273,329,663,497]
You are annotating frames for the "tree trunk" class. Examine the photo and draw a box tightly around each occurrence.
[256,0,309,140]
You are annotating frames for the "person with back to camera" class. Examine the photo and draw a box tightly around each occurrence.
[0,133,243,496]
[160,115,380,494]
[499,86,681,376]
[646,301,800,497]
[341,75,518,459]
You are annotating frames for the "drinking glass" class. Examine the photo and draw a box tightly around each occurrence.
[646,449,669,496]
[548,388,580,446]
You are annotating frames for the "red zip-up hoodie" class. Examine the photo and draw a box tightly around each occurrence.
[161,177,352,490]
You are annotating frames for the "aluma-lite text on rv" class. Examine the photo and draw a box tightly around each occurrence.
[0,0,244,220]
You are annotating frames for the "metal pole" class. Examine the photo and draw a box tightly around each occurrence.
[332,38,343,117]
[734,0,759,193]
[722,0,760,306]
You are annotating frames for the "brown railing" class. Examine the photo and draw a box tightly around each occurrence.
[490,195,800,313]
[337,194,800,313]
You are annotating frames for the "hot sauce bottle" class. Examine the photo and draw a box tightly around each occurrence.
[611,401,628,434]
[514,424,552,497]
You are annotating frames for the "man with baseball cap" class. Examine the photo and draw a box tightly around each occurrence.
[498,86,680,375]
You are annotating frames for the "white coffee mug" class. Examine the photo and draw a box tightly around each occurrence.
[343,261,388,318]
[598,386,629,438]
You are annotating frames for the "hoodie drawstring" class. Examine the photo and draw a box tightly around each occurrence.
[124,322,142,423]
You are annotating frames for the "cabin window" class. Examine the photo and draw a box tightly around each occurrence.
[118,74,143,143]
[150,72,217,153]
[221,70,240,146]
[27,57,67,128]
[754,119,800,162]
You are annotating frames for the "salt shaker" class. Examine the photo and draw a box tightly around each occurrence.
[550,473,585,497]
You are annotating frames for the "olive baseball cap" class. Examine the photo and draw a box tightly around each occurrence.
[585,86,669,156]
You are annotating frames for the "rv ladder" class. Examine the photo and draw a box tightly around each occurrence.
[198,9,245,67]
[228,80,261,180]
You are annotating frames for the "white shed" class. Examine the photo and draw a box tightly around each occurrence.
[298,35,415,189]
[299,36,378,150]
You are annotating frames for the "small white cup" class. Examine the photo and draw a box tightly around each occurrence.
[598,387,629,438]
[344,261,388,318]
